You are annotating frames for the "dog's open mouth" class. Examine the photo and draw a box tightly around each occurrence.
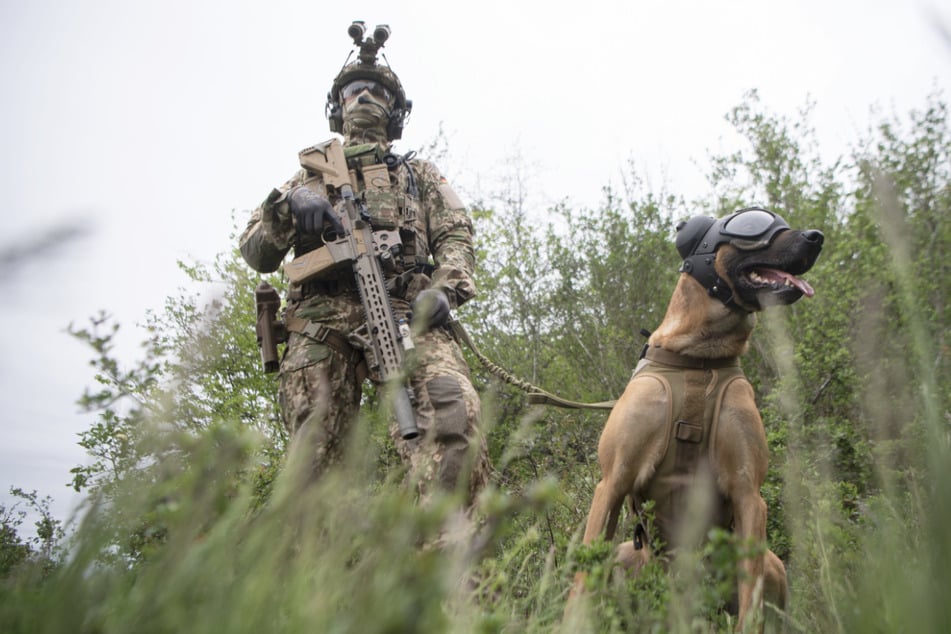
[744,267,815,298]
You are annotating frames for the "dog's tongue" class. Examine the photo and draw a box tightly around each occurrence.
[758,268,816,297]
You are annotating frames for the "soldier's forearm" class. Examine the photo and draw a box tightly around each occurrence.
[238,188,297,272]
[431,266,476,308]
[240,224,289,273]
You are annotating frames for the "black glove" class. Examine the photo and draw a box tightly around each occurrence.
[411,288,451,331]
[288,187,343,236]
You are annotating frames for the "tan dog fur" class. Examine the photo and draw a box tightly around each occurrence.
[570,226,824,629]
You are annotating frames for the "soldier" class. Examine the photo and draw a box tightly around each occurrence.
[239,22,489,506]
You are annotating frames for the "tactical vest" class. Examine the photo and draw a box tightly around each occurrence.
[294,141,423,280]
[632,348,748,549]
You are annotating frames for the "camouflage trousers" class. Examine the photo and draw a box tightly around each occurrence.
[278,290,490,505]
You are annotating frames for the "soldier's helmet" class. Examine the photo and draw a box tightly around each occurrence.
[326,21,412,140]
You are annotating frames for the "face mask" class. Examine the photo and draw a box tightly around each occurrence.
[341,87,391,143]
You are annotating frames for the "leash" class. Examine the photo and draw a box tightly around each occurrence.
[447,320,617,411]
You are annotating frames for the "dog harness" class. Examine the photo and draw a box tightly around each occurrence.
[632,347,749,549]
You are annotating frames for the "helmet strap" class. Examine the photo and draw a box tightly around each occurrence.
[680,255,742,310]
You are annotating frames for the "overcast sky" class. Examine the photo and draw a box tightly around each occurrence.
[2,0,949,530]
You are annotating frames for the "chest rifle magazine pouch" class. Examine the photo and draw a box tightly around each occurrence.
[362,163,399,230]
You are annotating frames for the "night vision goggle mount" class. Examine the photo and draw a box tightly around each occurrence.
[675,206,790,308]
[347,20,391,65]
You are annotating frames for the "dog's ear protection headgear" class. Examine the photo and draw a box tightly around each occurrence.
[675,206,790,308]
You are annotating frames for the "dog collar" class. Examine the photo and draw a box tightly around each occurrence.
[644,346,740,369]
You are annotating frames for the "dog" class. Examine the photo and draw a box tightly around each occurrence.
[569,207,824,629]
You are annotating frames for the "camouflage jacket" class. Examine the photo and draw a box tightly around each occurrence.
[239,141,476,310]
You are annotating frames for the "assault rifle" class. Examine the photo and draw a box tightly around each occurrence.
[274,138,419,440]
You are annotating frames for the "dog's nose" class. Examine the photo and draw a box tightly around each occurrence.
[802,230,824,246]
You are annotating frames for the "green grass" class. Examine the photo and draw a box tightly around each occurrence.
[2,193,948,633]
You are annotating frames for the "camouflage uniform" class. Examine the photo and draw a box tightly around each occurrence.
[239,143,489,503]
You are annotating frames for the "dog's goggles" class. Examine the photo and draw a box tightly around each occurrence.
[718,208,790,251]
[683,207,790,257]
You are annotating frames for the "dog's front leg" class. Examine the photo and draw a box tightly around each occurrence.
[733,490,767,629]
[716,381,771,630]
[569,475,626,598]
[568,377,669,603]
[569,409,641,600]
[582,478,627,543]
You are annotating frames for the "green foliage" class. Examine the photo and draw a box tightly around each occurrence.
[2,93,950,633]
[63,240,289,563]
[0,488,63,579]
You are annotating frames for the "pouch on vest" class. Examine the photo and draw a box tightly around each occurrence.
[362,163,399,230]
[362,162,420,265]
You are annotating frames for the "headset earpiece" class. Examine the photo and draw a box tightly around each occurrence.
[326,94,343,134]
